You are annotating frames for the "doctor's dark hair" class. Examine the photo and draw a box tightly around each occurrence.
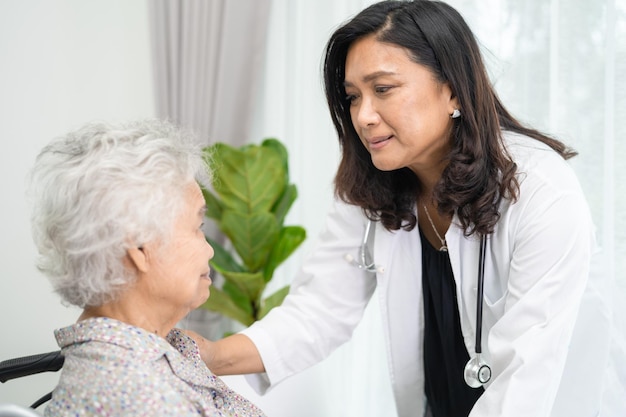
[323,0,575,235]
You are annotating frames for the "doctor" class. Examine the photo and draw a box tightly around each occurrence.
[193,1,611,416]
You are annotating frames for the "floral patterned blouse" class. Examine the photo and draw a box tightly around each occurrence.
[44,317,266,417]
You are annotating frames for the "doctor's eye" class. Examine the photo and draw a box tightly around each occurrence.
[345,94,360,105]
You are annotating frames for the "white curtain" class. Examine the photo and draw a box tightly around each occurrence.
[247,0,626,416]
[148,0,271,147]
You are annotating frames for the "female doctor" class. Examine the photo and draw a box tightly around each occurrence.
[192,1,612,416]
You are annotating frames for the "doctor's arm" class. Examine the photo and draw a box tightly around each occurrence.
[187,331,265,375]
[191,200,376,383]
[239,200,377,391]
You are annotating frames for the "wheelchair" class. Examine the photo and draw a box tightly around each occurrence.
[0,351,64,414]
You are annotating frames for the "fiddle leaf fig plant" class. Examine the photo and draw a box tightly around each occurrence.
[199,138,306,327]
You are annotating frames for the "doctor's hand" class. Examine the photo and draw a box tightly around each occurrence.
[184,329,217,369]
[184,330,266,376]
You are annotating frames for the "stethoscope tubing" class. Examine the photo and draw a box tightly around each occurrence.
[475,235,487,355]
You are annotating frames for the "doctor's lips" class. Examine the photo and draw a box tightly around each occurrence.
[366,135,392,143]
[366,135,393,149]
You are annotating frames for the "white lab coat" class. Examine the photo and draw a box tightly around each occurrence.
[241,132,612,416]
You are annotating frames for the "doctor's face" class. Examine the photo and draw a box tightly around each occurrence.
[344,35,458,175]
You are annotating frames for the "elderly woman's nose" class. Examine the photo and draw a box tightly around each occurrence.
[205,240,215,260]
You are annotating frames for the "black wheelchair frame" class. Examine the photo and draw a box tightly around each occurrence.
[0,351,64,409]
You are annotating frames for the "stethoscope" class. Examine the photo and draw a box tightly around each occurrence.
[346,220,492,388]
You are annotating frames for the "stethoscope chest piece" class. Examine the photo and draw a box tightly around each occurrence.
[463,353,492,388]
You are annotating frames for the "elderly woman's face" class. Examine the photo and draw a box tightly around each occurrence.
[145,182,214,317]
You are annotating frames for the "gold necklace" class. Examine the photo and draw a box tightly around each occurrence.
[422,204,448,252]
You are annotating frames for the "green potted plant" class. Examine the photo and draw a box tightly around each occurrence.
[199,138,306,327]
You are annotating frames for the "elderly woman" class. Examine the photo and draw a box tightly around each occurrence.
[29,120,266,417]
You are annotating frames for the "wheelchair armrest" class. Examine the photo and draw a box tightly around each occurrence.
[0,351,64,383]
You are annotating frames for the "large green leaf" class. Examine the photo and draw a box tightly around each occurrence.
[261,138,289,183]
[220,270,266,303]
[258,285,290,320]
[263,226,306,282]
[220,211,279,271]
[206,237,244,273]
[221,280,253,315]
[201,187,223,221]
[271,184,297,226]
[210,142,286,214]
[201,286,255,326]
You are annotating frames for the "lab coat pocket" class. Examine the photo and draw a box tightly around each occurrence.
[482,290,507,331]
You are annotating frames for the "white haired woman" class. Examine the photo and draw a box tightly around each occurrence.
[29,120,266,417]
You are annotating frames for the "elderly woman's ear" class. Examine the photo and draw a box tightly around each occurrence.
[127,246,149,273]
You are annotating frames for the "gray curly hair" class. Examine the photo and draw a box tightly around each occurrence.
[28,119,211,308]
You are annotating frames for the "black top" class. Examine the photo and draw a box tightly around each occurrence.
[420,227,483,417]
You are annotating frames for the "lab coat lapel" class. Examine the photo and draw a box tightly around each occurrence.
[374,221,426,417]
[446,220,482,352]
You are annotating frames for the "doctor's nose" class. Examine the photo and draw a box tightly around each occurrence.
[353,97,380,128]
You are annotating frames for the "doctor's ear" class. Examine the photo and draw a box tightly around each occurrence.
[127,246,149,273]
[442,81,460,113]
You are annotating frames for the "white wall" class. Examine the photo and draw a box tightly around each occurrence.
[0,0,154,407]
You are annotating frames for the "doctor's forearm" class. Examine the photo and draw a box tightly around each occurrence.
[196,333,266,376]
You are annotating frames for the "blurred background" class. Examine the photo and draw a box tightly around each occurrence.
[0,0,624,415]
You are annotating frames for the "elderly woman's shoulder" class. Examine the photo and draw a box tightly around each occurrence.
[49,332,211,416]
[167,328,203,359]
